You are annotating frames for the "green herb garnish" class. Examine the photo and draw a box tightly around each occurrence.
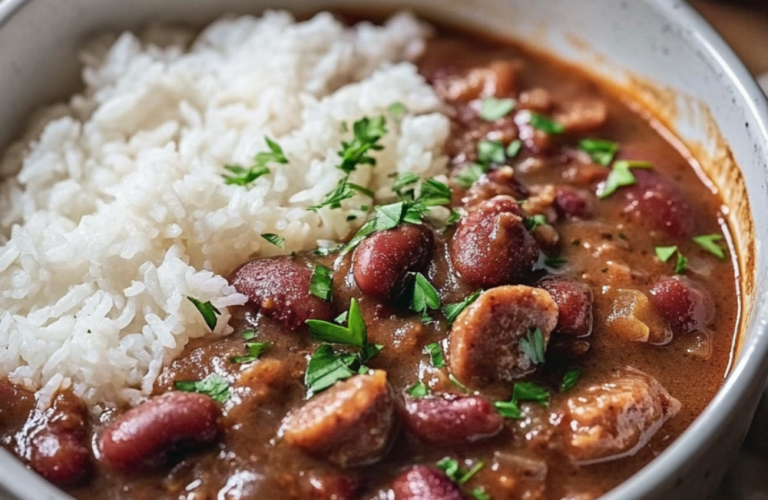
[337,116,388,174]
[448,373,470,393]
[437,458,485,485]
[477,140,506,165]
[479,97,515,121]
[388,102,407,121]
[174,373,230,403]
[242,329,256,340]
[506,139,523,158]
[408,380,430,398]
[472,487,491,500]
[424,342,445,368]
[655,246,678,262]
[675,252,688,274]
[187,297,220,331]
[454,163,487,188]
[579,138,619,166]
[309,265,333,302]
[561,367,581,392]
[494,381,551,419]
[693,234,726,260]
[599,160,652,198]
[520,327,546,365]
[230,342,271,364]
[409,272,441,323]
[442,290,482,324]
[261,233,285,248]
[222,136,287,186]
[524,214,548,231]
[528,113,565,134]
[545,256,567,268]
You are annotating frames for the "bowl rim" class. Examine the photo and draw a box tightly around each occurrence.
[0,0,766,499]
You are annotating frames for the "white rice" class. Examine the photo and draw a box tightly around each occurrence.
[0,11,450,408]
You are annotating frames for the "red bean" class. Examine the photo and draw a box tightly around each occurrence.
[538,276,593,337]
[554,187,592,219]
[99,392,220,471]
[24,392,90,486]
[649,277,714,335]
[450,196,540,288]
[402,394,503,445]
[619,170,695,238]
[230,257,335,329]
[353,224,433,300]
[392,466,468,500]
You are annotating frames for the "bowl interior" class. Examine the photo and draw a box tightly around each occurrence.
[0,0,767,499]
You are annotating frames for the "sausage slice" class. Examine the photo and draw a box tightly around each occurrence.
[448,285,558,389]
[281,370,397,467]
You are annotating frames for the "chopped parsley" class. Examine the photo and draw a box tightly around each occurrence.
[524,214,548,231]
[387,102,407,121]
[520,327,546,365]
[314,244,342,256]
[494,381,551,419]
[675,252,688,274]
[448,373,470,393]
[437,458,485,485]
[260,233,285,248]
[442,290,482,324]
[409,272,441,323]
[308,177,373,211]
[222,136,287,186]
[304,299,382,396]
[408,380,430,398]
[693,234,726,260]
[528,112,565,134]
[506,139,523,159]
[472,487,491,500]
[309,265,333,302]
[337,116,387,174]
[187,297,220,331]
[477,140,506,165]
[424,342,445,368]
[599,160,652,198]
[392,172,420,196]
[479,97,516,121]
[174,373,230,403]
[655,245,687,274]
[454,163,487,188]
[561,367,581,392]
[579,138,619,166]
[544,256,567,268]
[230,342,271,364]
[242,329,256,340]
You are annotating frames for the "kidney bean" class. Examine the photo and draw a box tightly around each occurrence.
[554,187,592,219]
[230,257,335,329]
[353,224,433,300]
[402,394,503,445]
[99,391,220,471]
[648,277,714,335]
[302,472,365,500]
[23,392,90,486]
[449,285,558,389]
[282,370,397,467]
[450,196,540,288]
[538,276,593,337]
[619,169,695,238]
[392,466,468,500]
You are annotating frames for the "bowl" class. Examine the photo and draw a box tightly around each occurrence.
[0,1,766,499]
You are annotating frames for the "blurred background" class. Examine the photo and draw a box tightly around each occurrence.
[689,1,768,499]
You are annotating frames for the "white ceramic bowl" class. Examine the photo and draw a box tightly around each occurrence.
[0,1,766,499]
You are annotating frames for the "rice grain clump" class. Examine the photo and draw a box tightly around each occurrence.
[0,11,450,408]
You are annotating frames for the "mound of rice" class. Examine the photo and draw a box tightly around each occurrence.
[0,11,450,408]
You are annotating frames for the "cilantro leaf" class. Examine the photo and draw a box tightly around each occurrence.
[520,327,546,365]
[309,177,373,211]
[258,136,289,165]
[528,113,564,134]
[599,160,652,198]
[493,399,523,419]
[222,164,270,186]
[675,252,688,274]
[506,139,522,158]
[693,234,726,260]
[174,373,230,403]
[479,97,515,121]
[337,116,387,173]
[561,367,581,392]
[524,214,548,231]
[304,344,357,396]
[442,290,482,324]
[437,457,461,482]
[230,342,271,364]
[392,172,420,196]
[579,138,619,166]
[409,272,441,322]
[477,140,506,164]
[424,342,445,368]
[261,233,285,248]
[513,381,550,405]
[309,265,333,302]
[187,297,220,331]
[242,329,256,340]
[307,298,367,349]
[454,163,487,188]
[655,245,678,262]
[408,380,430,398]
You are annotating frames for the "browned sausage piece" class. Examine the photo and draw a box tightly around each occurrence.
[281,370,397,467]
[402,393,503,445]
[649,277,714,335]
[392,465,468,500]
[353,224,433,301]
[23,392,90,486]
[558,367,681,464]
[461,167,529,209]
[99,391,220,471]
[449,285,558,389]
[450,196,540,288]
[538,276,593,337]
[230,256,335,329]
